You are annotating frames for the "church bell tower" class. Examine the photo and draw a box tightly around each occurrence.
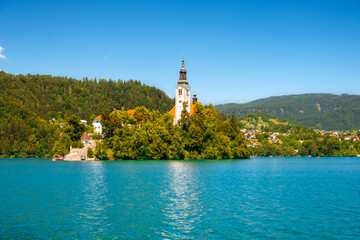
[175,56,191,124]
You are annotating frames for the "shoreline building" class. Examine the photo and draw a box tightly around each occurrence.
[169,56,198,124]
[92,115,103,135]
[80,132,90,144]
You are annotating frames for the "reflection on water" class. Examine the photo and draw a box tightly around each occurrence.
[161,161,203,239]
[80,161,111,236]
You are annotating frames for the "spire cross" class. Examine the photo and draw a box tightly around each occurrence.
[181,53,185,69]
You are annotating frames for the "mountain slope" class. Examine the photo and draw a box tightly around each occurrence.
[216,93,360,130]
[0,71,173,121]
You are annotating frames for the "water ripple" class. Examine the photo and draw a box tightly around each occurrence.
[0,158,359,239]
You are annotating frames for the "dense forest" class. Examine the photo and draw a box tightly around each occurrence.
[0,71,173,158]
[0,71,173,120]
[0,94,58,157]
[92,103,251,160]
[216,93,360,130]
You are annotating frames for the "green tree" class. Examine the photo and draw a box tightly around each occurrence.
[53,134,71,156]
[28,134,37,157]
[63,115,86,142]
[87,147,94,158]
[177,101,191,131]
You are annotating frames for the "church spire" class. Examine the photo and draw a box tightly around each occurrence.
[178,55,188,85]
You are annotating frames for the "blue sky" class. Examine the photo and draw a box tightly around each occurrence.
[1,0,359,104]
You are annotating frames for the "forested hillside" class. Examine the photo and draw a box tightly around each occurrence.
[0,94,58,157]
[0,71,173,158]
[0,71,173,120]
[216,94,360,130]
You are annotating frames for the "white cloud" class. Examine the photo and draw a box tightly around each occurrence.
[0,46,5,59]
[104,52,114,59]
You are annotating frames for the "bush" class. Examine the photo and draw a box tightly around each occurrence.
[87,147,94,158]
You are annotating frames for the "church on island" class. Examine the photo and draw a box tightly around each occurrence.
[168,56,198,124]
[92,56,198,133]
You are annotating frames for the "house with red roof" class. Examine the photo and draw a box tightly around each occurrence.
[92,115,103,134]
[80,132,90,144]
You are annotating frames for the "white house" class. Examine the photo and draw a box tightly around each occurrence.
[92,115,103,134]
[80,120,87,126]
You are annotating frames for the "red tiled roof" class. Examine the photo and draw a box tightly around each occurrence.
[94,115,102,120]
[168,102,199,116]
[169,106,175,116]
[80,132,90,140]
[190,102,197,114]
[127,109,135,116]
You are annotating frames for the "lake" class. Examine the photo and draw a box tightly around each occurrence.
[0,157,359,239]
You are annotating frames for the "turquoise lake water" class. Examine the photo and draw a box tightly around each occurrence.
[0,158,359,239]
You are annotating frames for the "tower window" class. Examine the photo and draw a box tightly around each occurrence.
[178,89,182,95]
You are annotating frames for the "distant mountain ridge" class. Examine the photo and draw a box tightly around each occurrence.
[215,93,360,130]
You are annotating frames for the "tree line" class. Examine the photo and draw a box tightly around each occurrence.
[253,130,360,157]
[0,71,173,121]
